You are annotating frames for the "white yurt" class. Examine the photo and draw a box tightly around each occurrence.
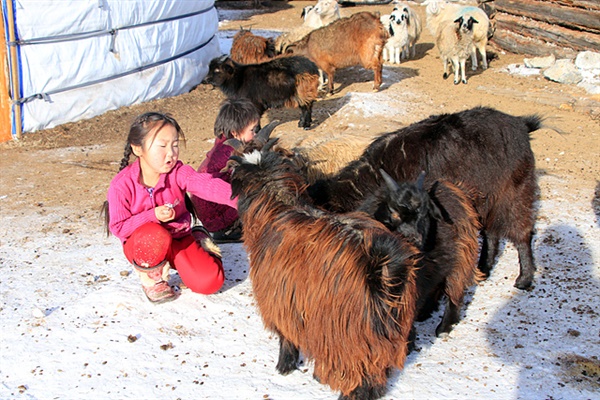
[0,0,222,142]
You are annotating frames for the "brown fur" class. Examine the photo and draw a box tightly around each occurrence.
[426,180,484,332]
[230,28,276,64]
[230,145,421,398]
[285,11,389,94]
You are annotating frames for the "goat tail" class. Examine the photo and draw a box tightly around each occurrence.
[523,113,544,134]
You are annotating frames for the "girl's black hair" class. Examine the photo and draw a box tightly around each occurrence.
[214,98,261,139]
[101,112,187,236]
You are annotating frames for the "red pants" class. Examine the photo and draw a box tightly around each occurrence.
[123,223,224,295]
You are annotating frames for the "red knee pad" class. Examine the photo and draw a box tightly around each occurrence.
[130,223,172,268]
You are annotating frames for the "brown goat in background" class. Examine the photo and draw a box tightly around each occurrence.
[227,131,421,400]
[230,27,276,64]
[285,11,388,95]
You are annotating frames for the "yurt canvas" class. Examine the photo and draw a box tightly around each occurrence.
[0,0,222,142]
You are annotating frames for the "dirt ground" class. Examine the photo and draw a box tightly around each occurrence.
[1,1,599,219]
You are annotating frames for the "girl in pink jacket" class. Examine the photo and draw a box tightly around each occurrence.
[106,112,237,303]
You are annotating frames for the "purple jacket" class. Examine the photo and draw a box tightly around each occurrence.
[107,159,237,243]
[191,135,238,232]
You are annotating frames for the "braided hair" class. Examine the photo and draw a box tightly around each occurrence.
[102,112,186,236]
[119,112,185,171]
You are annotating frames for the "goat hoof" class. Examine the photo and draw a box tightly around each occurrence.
[443,73,449,80]
[454,80,460,85]
[462,80,468,84]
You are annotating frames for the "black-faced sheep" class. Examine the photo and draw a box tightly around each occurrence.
[230,27,276,64]
[227,134,420,400]
[359,170,483,336]
[308,106,543,290]
[284,11,388,95]
[436,15,479,84]
[425,0,491,70]
[204,55,320,129]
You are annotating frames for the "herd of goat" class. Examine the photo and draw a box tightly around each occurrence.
[204,0,493,129]
[201,2,544,399]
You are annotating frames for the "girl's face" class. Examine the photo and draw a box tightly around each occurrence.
[132,123,180,186]
[233,119,259,144]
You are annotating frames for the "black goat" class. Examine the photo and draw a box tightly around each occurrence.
[309,106,543,289]
[204,55,320,129]
[359,170,483,336]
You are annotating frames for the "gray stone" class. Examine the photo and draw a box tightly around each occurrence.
[543,59,583,84]
[575,51,600,70]
[524,54,556,69]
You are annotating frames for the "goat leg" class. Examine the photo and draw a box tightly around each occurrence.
[299,103,313,130]
[276,335,299,375]
[514,231,535,290]
[477,230,500,278]
[436,296,463,337]
[339,373,388,400]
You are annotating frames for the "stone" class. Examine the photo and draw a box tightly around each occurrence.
[543,59,583,85]
[575,51,600,70]
[524,54,556,69]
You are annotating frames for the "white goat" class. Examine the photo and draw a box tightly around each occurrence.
[436,15,478,84]
[381,12,409,64]
[425,0,489,70]
[395,4,422,60]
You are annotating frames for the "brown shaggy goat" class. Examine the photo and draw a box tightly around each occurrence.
[230,27,276,64]
[284,11,388,95]
[227,130,421,400]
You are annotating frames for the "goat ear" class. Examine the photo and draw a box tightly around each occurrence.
[428,198,444,221]
[224,138,245,152]
[380,169,400,192]
[256,120,280,145]
[454,16,463,24]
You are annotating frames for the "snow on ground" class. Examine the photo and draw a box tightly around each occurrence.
[2,10,599,400]
[1,171,598,400]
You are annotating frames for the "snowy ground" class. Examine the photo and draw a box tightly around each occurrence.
[2,7,599,400]
[1,169,599,400]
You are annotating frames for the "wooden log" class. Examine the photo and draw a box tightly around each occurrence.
[495,13,600,52]
[491,29,578,58]
[0,17,12,142]
[495,0,600,33]
[551,0,600,12]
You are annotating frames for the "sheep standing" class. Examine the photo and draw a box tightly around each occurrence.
[230,27,276,64]
[397,4,422,60]
[308,106,544,290]
[436,15,478,84]
[275,0,341,54]
[227,134,420,400]
[204,55,320,129]
[425,0,490,70]
[381,11,409,64]
[285,11,388,95]
[359,170,483,336]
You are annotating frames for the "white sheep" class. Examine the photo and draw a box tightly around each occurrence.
[302,0,341,29]
[436,15,478,84]
[395,4,422,60]
[424,0,489,70]
[381,12,409,64]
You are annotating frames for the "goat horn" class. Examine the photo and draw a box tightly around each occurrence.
[256,120,280,145]
[416,170,426,189]
[379,169,400,192]
[262,137,281,154]
[223,138,245,152]
[229,155,245,165]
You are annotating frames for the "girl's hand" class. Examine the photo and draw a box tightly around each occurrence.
[155,205,176,222]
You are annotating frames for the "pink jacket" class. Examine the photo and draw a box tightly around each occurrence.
[107,159,237,243]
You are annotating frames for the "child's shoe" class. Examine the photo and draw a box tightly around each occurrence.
[133,260,177,304]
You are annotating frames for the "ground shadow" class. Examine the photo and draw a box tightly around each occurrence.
[487,224,600,397]
[265,93,352,130]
